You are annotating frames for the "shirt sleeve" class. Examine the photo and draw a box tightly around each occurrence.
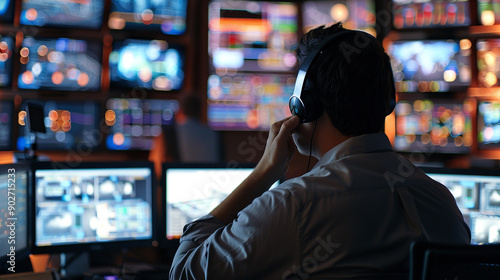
[168,186,302,280]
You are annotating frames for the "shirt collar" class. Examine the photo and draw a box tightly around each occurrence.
[313,133,394,169]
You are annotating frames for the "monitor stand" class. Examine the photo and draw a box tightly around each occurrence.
[59,252,89,279]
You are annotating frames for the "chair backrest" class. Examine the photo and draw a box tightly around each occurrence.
[410,241,500,280]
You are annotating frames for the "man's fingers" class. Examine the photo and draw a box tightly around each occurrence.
[277,116,300,137]
[269,116,294,140]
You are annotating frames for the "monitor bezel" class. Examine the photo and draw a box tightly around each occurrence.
[30,161,158,254]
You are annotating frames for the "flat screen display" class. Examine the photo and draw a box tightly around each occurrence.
[0,0,15,23]
[477,39,500,88]
[394,99,473,154]
[17,100,100,151]
[109,39,184,91]
[392,0,470,29]
[388,40,472,93]
[109,0,187,35]
[20,0,104,29]
[478,0,500,26]
[207,0,298,130]
[478,101,500,149]
[106,98,179,150]
[302,0,376,35]
[0,36,14,87]
[34,164,154,250]
[0,101,13,151]
[18,37,102,91]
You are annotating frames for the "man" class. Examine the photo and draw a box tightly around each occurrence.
[169,23,470,279]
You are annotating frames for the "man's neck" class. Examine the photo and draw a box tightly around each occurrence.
[313,114,351,159]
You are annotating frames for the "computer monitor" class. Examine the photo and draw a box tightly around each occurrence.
[0,163,31,273]
[109,0,188,35]
[392,0,470,29]
[394,98,473,154]
[0,0,15,23]
[31,162,156,253]
[17,100,100,151]
[105,98,179,150]
[0,101,13,151]
[478,101,500,149]
[423,167,500,244]
[17,37,102,92]
[388,39,471,93]
[477,39,500,88]
[109,39,184,92]
[20,0,104,29]
[163,163,279,241]
[0,36,14,87]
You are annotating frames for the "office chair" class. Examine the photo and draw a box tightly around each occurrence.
[409,241,500,280]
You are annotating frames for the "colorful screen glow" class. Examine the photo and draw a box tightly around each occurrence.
[478,0,500,26]
[477,39,500,88]
[478,101,500,149]
[392,0,470,29]
[0,36,13,87]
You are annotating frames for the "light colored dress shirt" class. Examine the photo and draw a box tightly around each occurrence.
[169,133,471,280]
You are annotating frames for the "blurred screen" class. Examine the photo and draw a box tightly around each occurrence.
[0,166,29,258]
[394,99,473,154]
[0,0,14,23]
[18,37,102,91]
[17,100,100,151]
[106,98,179,150]
[207,0,298,130]
[34,166,153,247]
[392,0,470,29]
[388,40,471,93]
[20,0,104,29]
[478,101,500,149]
[478,0,500,26]
[0,101,12,150]
[302,0,376,35]
[0,36,14,87]
[109,0,187,35]
[109,39,184,91]
[477,39,500,88]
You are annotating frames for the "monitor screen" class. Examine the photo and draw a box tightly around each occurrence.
[164,164,279,240]
[0,101,13,151]
[478,101,500,149]
[423,168,500,244]
[388,39,472,93]
[207,1,298,130]
[302,0,376,35]
[478,0,500,26]
[18,37,102,92]
[477,39,500,88]
[17,100,100,151]
[394,99,473,154]
[109,0,187,35]
[0,36,13,87]
[109,39,184,91]
[106,98,178,150]
[392,0,470,29]
[0,0,14,23]
[20,0,104,29]
[32,162,155,252]
[0,164,30,271]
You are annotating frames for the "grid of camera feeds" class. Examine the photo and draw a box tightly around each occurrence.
[34,166,153,247]
[425,169,500,244]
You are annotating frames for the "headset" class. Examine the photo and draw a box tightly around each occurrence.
[289,30,396,123]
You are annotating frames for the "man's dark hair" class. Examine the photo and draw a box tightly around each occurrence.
[180,94,202,119]
[297,23,394,136]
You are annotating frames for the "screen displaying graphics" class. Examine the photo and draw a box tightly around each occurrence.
[478,101,500,149]
[392,0,470,29]
[302,0,376,35]
[0,0,14,23]
[106,98,179,150]
[165,165,278,239]
[388,40,471,93]
[394,99,473,154]
[0,101,12,151]
[109,0,187,35]
[0,36,14,87]
[208,1,298,130]
[18,37,102,91]
[424,168,500,244]
[20,0,104,29]
[0,165,29,264]
[477,39,500,88]
[478,0,500,26]
[109,39,184,91]
[17,100,100,151]
[34,164,154,249]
